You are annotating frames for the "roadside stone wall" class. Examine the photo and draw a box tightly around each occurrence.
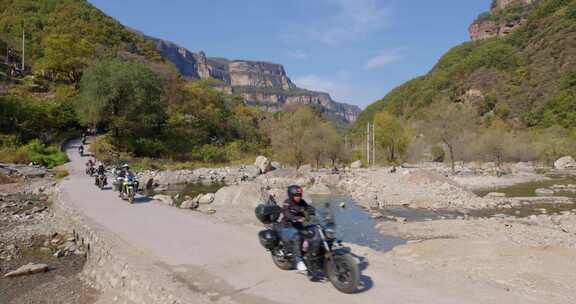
[49,186,210,304]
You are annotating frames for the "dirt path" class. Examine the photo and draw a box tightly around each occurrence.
[61,140,541,304]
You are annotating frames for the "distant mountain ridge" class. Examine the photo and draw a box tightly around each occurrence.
[153,38,360,124]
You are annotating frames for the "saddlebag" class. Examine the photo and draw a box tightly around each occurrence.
[255,203,282,224]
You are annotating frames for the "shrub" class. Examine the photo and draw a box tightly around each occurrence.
[191,145,228,163]
[24,140,68,169]
[431,146,446,162]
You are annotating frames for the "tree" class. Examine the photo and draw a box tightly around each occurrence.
[476,118,510,168]
[324,125,346,166]
[305,121,342,168]
[37,34,95,82]
[271,106,317,169]
[425,103,477,173]
[76,59,167,156]
[373,112,410,164]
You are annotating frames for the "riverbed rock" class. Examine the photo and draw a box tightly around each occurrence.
[350,160,362,169]
[198,193,215,204]
[486,192,506,198]
[535,188,554,196]
[307,183,331,195]
[554,156,576,170]
[0,163,47,178]
[254,156,272,173]
[180,198,199,209]
[241,165,261,179]
[153,194,174,206]
[271,161,281,170]
[212,184,263,209]
[4,263,49,278]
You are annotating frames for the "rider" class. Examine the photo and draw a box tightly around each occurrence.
[78,145,84,155]
[96,163,106,176]
[280,185,315,272]
[119,164,138,195]
[96,162,106,186]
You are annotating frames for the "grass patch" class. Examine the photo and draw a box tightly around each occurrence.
[53,169,70,180]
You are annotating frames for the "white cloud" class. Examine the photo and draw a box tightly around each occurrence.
[364,49,403,69]
[285,50,309,59]
[286,0,391,47]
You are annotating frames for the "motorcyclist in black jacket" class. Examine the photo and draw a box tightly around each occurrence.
[280,185,315,272]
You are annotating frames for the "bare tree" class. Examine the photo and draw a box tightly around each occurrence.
[425,103,477,173]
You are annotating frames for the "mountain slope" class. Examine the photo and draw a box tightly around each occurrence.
[355,0,576,131]
[153,38,361,124]
[0,0,163,79]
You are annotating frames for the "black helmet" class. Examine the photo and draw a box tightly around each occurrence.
[287,185,303,200]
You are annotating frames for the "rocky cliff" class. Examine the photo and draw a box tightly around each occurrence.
[469,0,535,41]
[153,38,360,124]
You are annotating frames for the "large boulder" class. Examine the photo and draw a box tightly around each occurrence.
[554,156,576,170]
[254,156,272,173]
[212,184,263,209]
[350,160,362,169]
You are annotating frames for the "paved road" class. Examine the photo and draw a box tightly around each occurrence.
[61,139,527,304]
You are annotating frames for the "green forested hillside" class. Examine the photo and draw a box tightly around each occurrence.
[0,0,161,80]
[0,0,347,169]
[355,0,576,130]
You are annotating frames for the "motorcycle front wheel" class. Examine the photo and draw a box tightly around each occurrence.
[325,253,360,294]
[128,188,135,204]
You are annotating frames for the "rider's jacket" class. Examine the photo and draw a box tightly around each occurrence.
[281,198,315,230]
[97,165,105,175]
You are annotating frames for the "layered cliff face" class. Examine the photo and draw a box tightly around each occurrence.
[153,38,360,124]
[469,0,534,41]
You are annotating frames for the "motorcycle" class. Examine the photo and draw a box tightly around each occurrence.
[86,166,95,176]
[255,197,360,294]
[95,174,107,190]
[120,176,137,204]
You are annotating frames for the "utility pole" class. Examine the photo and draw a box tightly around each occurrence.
[21,24,25,71]
[366,122,370,166]
[372,122,376,166]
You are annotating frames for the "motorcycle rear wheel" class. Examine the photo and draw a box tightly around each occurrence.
[325,253,360,294]
[271,251,294,270]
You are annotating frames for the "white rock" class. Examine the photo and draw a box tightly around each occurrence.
[180,199,199,209]
[554,156,576,170]
[198,193,215,204]
[254,156,272,173]
[486,192,506,198]
[535,188,554,196]
[350,160,362,169]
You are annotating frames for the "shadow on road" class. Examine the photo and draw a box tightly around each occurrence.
[350,251,373,293]
[134,195,154,204]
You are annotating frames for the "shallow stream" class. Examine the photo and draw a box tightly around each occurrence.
[377,175,576,222]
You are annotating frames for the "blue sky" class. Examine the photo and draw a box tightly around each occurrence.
[89,0,491,109]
